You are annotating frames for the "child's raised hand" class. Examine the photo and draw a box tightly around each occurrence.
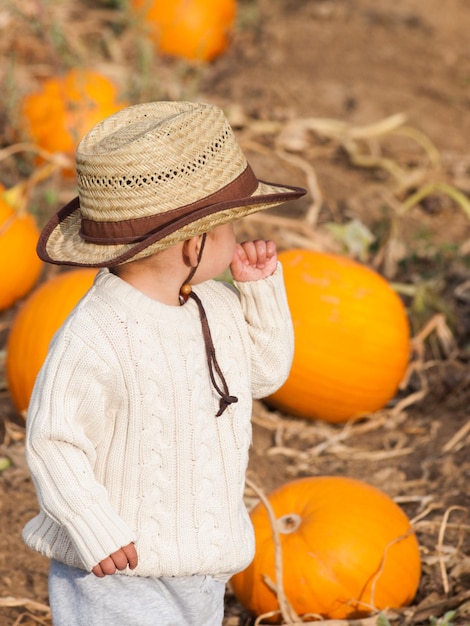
[92,542,138,578]
[230,240,278,282]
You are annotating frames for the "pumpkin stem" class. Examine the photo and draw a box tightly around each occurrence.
[0,214,17,238]
[1,161,60,217]
[277,513,301,534]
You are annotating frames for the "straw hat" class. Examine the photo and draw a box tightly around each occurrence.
[37,101,306,267]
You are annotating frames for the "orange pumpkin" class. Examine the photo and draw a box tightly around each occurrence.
[268,249,410,423]
[21,69,128,173]
[130,0,236,61]
[0,185,42,311]
[231,476,421,621]
[6,269,97,415]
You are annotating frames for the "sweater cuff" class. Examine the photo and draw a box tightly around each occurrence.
[65,502,136,571]
[234,262,291,327]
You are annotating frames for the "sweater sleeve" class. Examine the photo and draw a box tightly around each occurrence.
[233,262,294,399]
[24,329,136,571]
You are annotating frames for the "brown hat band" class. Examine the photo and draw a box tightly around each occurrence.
[80,165,259,245]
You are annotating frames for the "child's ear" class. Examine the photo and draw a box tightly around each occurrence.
[182,235,203,268]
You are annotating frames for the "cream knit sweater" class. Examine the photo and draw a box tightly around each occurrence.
[23,265,294,579]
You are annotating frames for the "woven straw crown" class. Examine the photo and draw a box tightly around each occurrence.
[37,101,306,266]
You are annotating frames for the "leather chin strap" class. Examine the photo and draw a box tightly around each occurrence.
[180,233,238,417]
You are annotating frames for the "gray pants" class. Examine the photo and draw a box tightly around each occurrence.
[49,560,225,626]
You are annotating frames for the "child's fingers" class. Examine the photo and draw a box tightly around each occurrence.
[252,240,267,267]
[122,543,139,570]
[110,548,130,571]
[92,563,105,578]
[93,556,116,576]
[92,544,137,578]
[238,240,276,268]
[231,240,278,281]
[238,241,257,266]
[233,242,249,266]
[265,239,277,259]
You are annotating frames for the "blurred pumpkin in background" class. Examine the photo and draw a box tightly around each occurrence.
[231,476,421,622]
[268,249,410,423]
[20,68,129,174]
[0,183,42,311]
[130,0,236,61]
[6,269,97,415]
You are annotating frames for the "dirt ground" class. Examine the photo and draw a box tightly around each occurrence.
[1,0,470,624]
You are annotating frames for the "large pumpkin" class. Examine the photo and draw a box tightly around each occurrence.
[6,269,97,415]
[268,250,410,423]
[130,0,236,61]
[231,476,421,621]
[21,69,128,173]
[0,185,42,311]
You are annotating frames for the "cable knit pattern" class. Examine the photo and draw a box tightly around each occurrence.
[23,263,294,579]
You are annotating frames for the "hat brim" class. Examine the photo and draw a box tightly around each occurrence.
[37,180,306,267]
